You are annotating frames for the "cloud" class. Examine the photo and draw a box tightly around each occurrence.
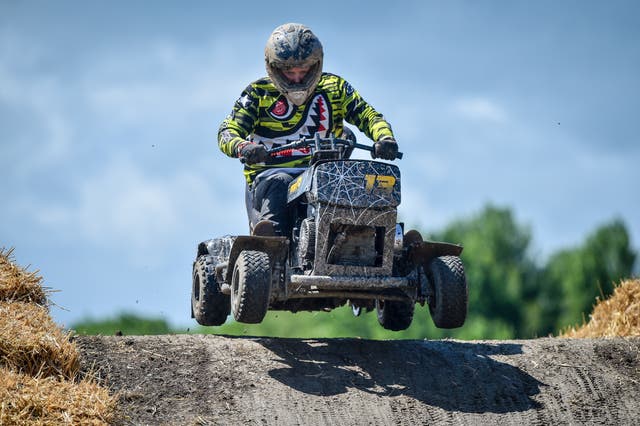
[450,97,507,123]
[1,30,255,179]
[82,38,261,127]
[0,37,74,174]
[76,159,178,246]
[26,158,174,247]
[2,28,257,271]
[29,156,246,256]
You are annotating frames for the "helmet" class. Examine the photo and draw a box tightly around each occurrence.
[265,23,323,106]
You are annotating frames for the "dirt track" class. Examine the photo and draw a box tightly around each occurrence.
[76,335,640,425]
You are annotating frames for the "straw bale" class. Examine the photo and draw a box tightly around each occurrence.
[0,367,116,425]
[0,247,117,423]
[0,248,48,305]
[0,301,79,379]
[563,279,640,338]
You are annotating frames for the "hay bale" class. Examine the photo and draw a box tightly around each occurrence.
[0,248,117,423]
[0,301,79,379]
[0,367,116,425]
[563,279,640,337]
[0,248,48,305]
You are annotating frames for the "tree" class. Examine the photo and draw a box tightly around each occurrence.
[545,219,636,330]
[71,312,173,335]
[430,204,540,337]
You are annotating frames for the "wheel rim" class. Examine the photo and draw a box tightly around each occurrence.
[193,274,201,302]
[376,299,385,321]
[231,265,240,315]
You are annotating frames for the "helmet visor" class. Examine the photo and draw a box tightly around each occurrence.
[270,61,321,93]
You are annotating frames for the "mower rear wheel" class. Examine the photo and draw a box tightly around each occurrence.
[427,255,468,328]
[231,250,271,324]
[376,298,414,331]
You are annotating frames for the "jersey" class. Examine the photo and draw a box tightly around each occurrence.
[218,72,394,184]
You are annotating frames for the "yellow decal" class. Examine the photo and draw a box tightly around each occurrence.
[364,174,396,193]
[289,175,303,194]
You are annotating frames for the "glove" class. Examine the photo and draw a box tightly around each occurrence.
[238,142,269,164]
[372,138,399,160]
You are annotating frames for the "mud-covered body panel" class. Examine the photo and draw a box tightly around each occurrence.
[198,236,236,264]
[287,168,314,204]
[312,204,397,276]
[287,160,401,207]
[311,160,401,208]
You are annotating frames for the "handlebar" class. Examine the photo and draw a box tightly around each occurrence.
[267,134,403,160]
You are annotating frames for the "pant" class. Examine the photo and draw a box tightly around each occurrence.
[245,169,304,237]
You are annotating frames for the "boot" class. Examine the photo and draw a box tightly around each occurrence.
[252,220,276,236]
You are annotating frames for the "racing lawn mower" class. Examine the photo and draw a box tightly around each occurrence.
[192,134,467,331]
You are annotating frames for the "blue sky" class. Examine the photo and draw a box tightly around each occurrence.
[2,1,639,328]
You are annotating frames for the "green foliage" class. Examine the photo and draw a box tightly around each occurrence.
[196,305,505,340]
[71,312,173,335]
[428,205,539,338]
[427,207,636,338]
[544,219,636,331]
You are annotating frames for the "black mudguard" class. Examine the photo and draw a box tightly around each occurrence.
[408,240,463,266]
[224,236,289,284]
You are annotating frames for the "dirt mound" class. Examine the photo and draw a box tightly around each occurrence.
[77,334,640,425]
[5,247,639,424]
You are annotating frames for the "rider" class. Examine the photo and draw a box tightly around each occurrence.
[218,23,399,237]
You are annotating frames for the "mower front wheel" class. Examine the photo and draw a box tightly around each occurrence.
[192,255,230,326]
[231,250,272,324]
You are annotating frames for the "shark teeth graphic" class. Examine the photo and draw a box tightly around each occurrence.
[300,94,329,138]
[252,94,331,158]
